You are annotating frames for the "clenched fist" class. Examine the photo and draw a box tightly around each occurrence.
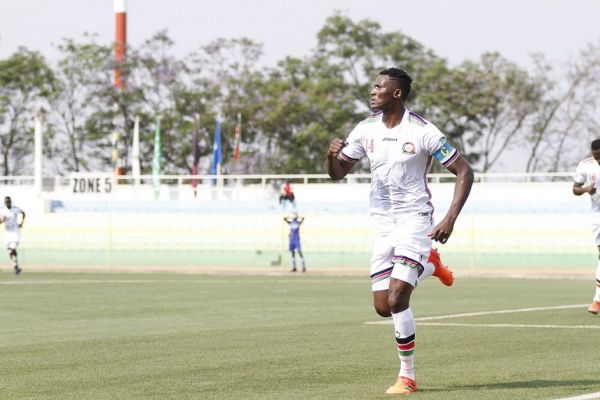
[328,138,346,156]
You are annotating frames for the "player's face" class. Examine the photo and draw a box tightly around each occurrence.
[4,197,10,208]
[370,75,402,111]
[593,149,600,165]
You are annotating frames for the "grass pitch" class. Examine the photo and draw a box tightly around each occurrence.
[0,272,599,400]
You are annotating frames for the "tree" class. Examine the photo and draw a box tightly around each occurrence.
[316,12,442,110]
[48,35,112,172]
[251,55,359,173]
[524,45,600,172]
[457,53,544,172]
[188,37,268,173]
[0,48,56,175]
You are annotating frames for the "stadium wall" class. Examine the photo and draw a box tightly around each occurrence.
[0,179,595,274]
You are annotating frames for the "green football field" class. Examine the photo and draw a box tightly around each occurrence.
[0,272,599,400]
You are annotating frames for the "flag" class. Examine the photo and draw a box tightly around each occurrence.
[209,113,222,179]
[191,121,200,192]
[152,117,161,199]
[232,113,241,161]
[112,130,120,174]
[131,115,140,185]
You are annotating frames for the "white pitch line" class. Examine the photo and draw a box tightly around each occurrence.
[365,321,600,329]
[554,392,600,400]
[416,304,589,321]
[0,278,364,286]
[419,322,600,329]
[0,279,169,285]
[365,304,590,325]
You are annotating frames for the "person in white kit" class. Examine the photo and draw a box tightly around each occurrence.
[573,139,600,315]
[327,67,473,395]
[0,196,26,275]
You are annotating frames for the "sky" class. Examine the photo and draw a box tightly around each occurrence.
[1,0,599,70]
[1,0,599,173]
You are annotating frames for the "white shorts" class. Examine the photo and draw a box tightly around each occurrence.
[370,213,433,291]
[5,231,20,250]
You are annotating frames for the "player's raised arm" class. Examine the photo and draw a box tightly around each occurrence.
[430,155,474,243]
[327,138,355,180]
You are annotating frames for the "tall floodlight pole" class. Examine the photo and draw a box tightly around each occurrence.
[33,109,45,197]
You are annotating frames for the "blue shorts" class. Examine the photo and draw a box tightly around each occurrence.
[289,239,301,252]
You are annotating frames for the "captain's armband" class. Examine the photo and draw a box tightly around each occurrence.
[433,139,458,168]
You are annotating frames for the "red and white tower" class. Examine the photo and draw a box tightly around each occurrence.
[114,0,127,89]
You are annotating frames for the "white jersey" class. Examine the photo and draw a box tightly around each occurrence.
[574,157,600,214]
[1,206,22,233]
[340,109,458,217]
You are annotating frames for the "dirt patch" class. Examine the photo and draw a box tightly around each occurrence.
[0,264,593,280]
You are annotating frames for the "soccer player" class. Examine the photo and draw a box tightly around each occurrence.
[279,181,297,212]
[573,139,600,315]
[0,196,25,275]
[284,213,306,272]
[326,67,473,395]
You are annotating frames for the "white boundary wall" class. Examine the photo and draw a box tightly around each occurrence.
[0,173,595,270]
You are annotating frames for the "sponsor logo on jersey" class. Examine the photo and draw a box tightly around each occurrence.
[382,137,398,142]
[402,142,416,154]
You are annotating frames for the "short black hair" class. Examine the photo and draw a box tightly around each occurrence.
[592,139,600,151]
[379,67,413,101]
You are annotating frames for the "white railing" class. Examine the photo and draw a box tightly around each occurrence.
[0,171,576,190]
[0,176,35,185]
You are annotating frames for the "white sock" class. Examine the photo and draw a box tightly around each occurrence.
[594,261,600,302]
[392,308,416,380]
[419,260,434,282]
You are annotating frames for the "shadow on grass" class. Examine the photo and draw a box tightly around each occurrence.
[447,379,600,390]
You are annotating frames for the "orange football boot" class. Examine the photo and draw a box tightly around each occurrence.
[385,376,418,395]
[588,301,600,315]
[428,248,454,286]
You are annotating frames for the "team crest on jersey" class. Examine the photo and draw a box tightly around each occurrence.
[402,142,416,155]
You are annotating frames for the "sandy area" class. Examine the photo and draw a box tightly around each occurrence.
[0,264,594,280]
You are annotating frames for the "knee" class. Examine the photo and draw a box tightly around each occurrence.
[373,295,391,317]
[388,286,411,313]
[374,302,391,317]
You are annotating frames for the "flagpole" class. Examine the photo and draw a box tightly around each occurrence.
[191,113,200,198]
[132,115,140,186]
[210,112,222,186]
[152,116,162,200]
[216,111,222,182]
[232,112,242,173]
